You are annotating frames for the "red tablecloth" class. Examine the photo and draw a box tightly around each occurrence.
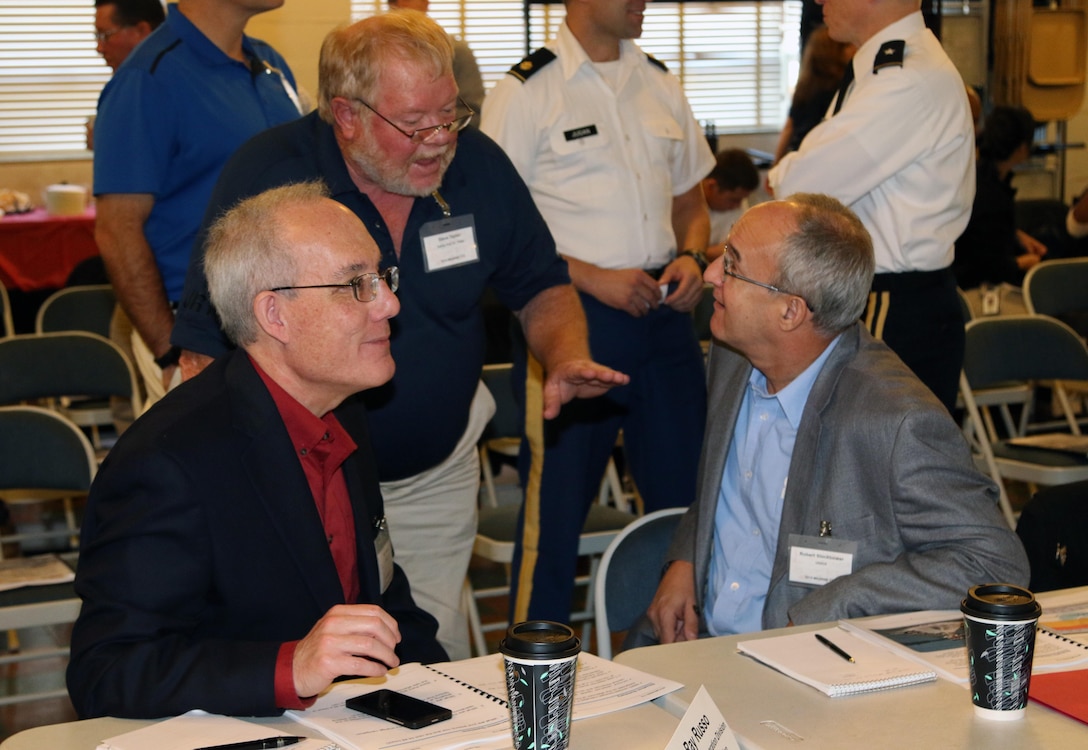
[0,207,98,292]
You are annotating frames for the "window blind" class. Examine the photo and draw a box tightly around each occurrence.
[0,0,109,161]
[0,1,800,161]
[352,0,801,134]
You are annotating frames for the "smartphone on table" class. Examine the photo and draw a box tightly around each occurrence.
[346,689,453,730]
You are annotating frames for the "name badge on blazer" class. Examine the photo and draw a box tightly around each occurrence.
[374,517,394,594]
[787,533,857,587]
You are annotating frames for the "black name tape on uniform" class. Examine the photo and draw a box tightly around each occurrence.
[564,125,598,142]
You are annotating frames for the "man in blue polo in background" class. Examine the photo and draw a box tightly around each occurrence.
[93,0,301,408]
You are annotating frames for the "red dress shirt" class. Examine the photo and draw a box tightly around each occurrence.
[252,358,359,708]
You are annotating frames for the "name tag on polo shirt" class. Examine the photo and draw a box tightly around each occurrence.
[420,215,479,272]
[374,517,394,594]
[787,533,857,587]
[564,124,598,141]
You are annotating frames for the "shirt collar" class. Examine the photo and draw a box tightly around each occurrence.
[749,334,843,429]
[554,21,642,83]
[167,2,262,69]
[250,354,357,459]
[855,11,925,71]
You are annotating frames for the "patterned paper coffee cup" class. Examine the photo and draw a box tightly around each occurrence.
[499,620,580,750]
[961,583,1042,721]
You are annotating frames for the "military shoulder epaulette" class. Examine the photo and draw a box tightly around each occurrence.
[646,53,668,72]
[873,40,905,73]
[507,48,557,82]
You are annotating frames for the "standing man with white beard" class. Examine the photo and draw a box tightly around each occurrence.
[171,10,627,660]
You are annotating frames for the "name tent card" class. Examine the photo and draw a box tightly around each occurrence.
[664,685,741,750]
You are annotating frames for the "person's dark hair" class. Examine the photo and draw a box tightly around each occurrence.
[775,193,875,336]
[94,0,166,29]
[707,149,759,191]
[792,26,852,106]
[978,105,1036,162]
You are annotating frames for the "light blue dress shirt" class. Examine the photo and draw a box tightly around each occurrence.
[705,335,842,635]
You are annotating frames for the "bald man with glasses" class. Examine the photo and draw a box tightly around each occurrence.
[634,195,1026,647]
[68,182,446,720]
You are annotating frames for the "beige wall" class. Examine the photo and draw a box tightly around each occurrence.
[0,160,94,208]
[247,0,349,103]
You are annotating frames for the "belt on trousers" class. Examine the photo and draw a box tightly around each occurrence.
[870,267,954,292]
[645,266,667,281]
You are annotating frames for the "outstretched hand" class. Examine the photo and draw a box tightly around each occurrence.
[542,359,630,420]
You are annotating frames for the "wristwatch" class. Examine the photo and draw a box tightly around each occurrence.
[154,345,182,370]
[679,248,708,273]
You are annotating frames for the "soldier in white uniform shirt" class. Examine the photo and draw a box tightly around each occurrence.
[482,0,715,624]
[768,0,975,413]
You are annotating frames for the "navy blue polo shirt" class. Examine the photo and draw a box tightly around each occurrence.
[93,4,301,301]
[173,113,569,480]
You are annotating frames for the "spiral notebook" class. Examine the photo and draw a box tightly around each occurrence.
[286,653,683,750]
[737,627,937,697]
[287,662,511,750]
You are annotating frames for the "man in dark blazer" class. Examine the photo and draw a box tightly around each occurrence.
[67,182,446,719]
[642,194,1028,645]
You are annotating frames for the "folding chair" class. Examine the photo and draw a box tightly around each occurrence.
[0,332,141,454]
[959,315,1088,528]
[1024,258,1088,426]
[593,507,687,659]
[0,405,97,558]
[465,363,638,656]
[464,501,638,657]
[1023,258,1088,334]
[955,288,1033,444]
[477,363,628,510]
[35,284,115,339]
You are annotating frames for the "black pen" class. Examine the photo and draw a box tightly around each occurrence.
[195,736,305,750]
[815,633,855,663]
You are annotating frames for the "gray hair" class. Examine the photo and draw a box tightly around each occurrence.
[774,193,875,336]
[205,182,331,347]
[318,10,453,124]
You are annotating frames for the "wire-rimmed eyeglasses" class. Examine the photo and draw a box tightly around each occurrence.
[94,27,128,42]
[353,97,475,144]
[721,246,815,312]
[269,267,399,303]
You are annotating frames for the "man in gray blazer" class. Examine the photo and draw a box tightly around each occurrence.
[643,194,1029,644]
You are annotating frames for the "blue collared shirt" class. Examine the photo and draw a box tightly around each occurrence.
[705,335,841,635]
[93,3,301,300]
